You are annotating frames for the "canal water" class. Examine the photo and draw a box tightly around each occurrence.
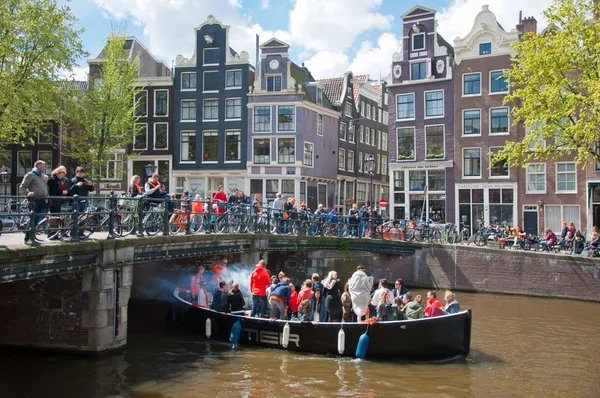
[0,292,599,397]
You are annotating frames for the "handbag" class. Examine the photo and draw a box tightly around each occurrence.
[283,211,289,220]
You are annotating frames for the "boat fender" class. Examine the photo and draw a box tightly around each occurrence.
[229,320,242,347]
[338,328,345,355]
[205,318,212,338]
[355,332,369,359]
[282,323,290,348]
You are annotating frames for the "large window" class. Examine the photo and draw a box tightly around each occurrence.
[277,106,295,131]
[463,73,481,95]
[203,99,218,120]
[181,100,196,121]
[133,124,147,150]
[425,90,443,118]
[339,122,346,141]
[479,42,492,55]
[345,102,352,116]
[397,94,414,120]
[411,61,427,80]
[545,205,579,233]
[382,132,388,151]
[154,90,168,116]
[254,107,270,132]
[489,147,509,177]
[203,71,219,91]
[357,182,366,203]
[267,75,282,92]
[225,98,242,120]
[203,48,219,65]
[318,184,327,207]
[226,70,242,88]
[348,123,355,143]
[37,123,53,144]
[397,127,415,160]
[348,150,355,172]
[526,164,546,193]
[101,152,123,180]
[134,91,147,117]
[154,123,168,150]
[278,138,295,164]
[225,131,241,162]
[202,131,218,162]
[254,139,270,164]
[338,148,346,170]
[409,170,426,191]
[38,151,52,171]
[180,131,196,162]
[394,170,405,191]
[428,170,445,191]
[381,155,388,176]
[358,152,363,173]
[527,121,545,151]
[425,126,444,159]
[463,148,481,177]
[17,151,31,175]
[412,33,425,51]
[556,163,576,193]
[490,107,509,134]
[266,180,278,203]
[489,189,513,227]
[181,72,197,90]
[317,114,323,136]
[490,70,508,93]
[304,142,314,167]
[463,110,481,135]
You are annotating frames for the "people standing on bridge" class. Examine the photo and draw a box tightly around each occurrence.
[19,160,48,244]
[212,185,227,215]
[228,188,239,205]
[46,166,71,240]
[250,259,271,318]
[128,175,144,197]
[190,265,205,302]
[348,264,374,321]
[349,203,360,237]
[211,281,228,312]
[70,167,94,212]
[269,277,291,320]
[272,193,285,234]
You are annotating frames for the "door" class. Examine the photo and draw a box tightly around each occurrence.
[523,211,538,236]
[593,205,600,231]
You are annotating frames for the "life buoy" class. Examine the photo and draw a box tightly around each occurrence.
[282,323,290,348]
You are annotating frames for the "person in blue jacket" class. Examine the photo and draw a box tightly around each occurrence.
[268,279,291,320]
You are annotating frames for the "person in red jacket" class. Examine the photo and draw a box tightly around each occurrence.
[426,291,443,309]
[212,185,227,215]
[288,281,299,318]
[250,259,271,318]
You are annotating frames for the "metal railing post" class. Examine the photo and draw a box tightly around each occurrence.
[185,197,192,235]
[267,204,272,235]
[71,194,80,242]
[137,198,145,237]
[107,190,115,240]
[206,200,212,234]
[163,197,170,236]
[27,198,36,244]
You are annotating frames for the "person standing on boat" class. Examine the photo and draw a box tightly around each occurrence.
[196,281,210,308]
[211,281,228,312]
[297,280,314,303]
[288,282,299,319]
[190,265,205,302]
[250,260,271,318]
[311,273,323,292]
[269,278,291,320]
[323,271,343,322]
[211,258,228,287]
[228,283,246,312]
[348,265,374,321]
[371,279,394,319]
[341,283,353,322]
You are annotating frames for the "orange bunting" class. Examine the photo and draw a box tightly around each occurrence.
[360,317,377,325]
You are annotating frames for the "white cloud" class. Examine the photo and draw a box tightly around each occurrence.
[261,0,269,9]
[229,0,242,8]
[59,67,88,81]
[347,33,401,80]
[303,51,350,80]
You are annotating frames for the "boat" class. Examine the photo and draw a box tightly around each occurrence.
[173,288,472,360]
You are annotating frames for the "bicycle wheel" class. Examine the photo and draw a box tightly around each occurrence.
[387,227,401,241]
[0,215,18,232]
[216,214,229,233]
[35,218,57,241]
[77,215,96,239]
[229,213,242,233]
[144,212,164,236]
[475,234,487,246]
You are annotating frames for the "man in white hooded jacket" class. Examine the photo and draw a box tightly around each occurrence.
[348,264,374,320]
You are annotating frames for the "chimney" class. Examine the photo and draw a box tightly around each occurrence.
[516,11,537,39]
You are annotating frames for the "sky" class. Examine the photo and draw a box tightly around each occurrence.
[64,0,554,81]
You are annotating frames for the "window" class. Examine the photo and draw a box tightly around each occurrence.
[282,180,294,199]
[376,154,380,174]
[154,123,168,150]
[489,189,514,227]
[316,87,323,105]
[181,100,196,121]
[490,107,509,134]
[358,152,363,173]
[365,128,370,146]
[17,151,31,175]
[526,122,546,151]
[0,151,11,176]
[203,71,219,91]
[397,94,414,120]
[463,110,481,135]
[154,90,168,116]
[35,123,53,144]
[278,138,295,164]
[318,184,327,207]
[225,98,242,120]
[101,152,123,180]
[38,151,52,172]
[411,61,427,80]
[381,155,388,176]
[357,183,366,203]
[428,170,445,191]
[203,99,218,121]
[180,131,196,162]
[526,164,546,193]
[226,70,242,88]
[181,72,197,90]
[371,105,376,120]
[425,126,444,159]
[338,148,346,170]
[348,150,354,172]
[366,104,371,119]
[348,123,355,143]
[250,180,263,201]
[203,48,219,65]
[277,106,295,131]
[489,147,509,177]
[556,163,576,193]
[304,142,314,167]
[394,171,404,191]
[133,124,147,150]
[463,73,481,95]
[317,114,323,136]
[479,42,491,55]
[360,101,365,117]
[463,148,481,177]
[545,205,579,233]
[202,131,218,162]
[397,127,414,160]
[254,106,270,132]
[490,70,508,93]
[134,91,147,117]
[253,139,270,164]
[377,130,381,150]
[267,75,282,92]
[412,33,425,50]
[359,125,364,143]
[345,102,352,116]
[374,107,379,122]
[225,131,241,162]
[382,132,388,151]
[425,90,443,118]
[409,170,426,191]
[371,129,376,146]
[339,122,346,141]
[266,180,278,202]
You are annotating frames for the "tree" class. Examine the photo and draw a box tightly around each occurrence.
[496,0,600,168]
[0,0,85,144]
[65,33,142,192]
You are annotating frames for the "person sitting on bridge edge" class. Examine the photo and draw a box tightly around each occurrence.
[211,281,228,312]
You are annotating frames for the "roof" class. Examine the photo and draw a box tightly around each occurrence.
[58,80,89,91]
[318,76,345,106]
[352,74,368,106]
[290,61,315,101]
[436,33,455,56]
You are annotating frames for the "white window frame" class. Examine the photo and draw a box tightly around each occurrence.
[371,105,375,120]
[317,114,323,136]
[381,155,388,176]
[181,100,196,122]
[203,48,219,66]
[358,152,363,173]
[555,162,577,194]
[424,89,444,119]
[17,150,32,176]
[154,89,169,117]
[224,130,241,163]
[276,105,296,132]
[462,72,482,97]
[338,148,346,171]
[203,71,219,93]
[317,183,327,206]
[410,60,427,81]
[479,42,492,55]
[424,124,445,160]
[361,101,365,117]
[489,69,509,95]
[253,106,271,133]
[266,75,282,92]
[153,123,169,150]
[202,131,219,164]
[339,122,346,141]
[180,131,196,163]
[382,131,388,151]
[462,108,482,137]
[252,138,271,165]
[412,32,425,51]
[133,123,148,151]
[396,126,415,161]
[203,99,219,122]
[134,90,148,117]
[181,72,197,91]
[225,69,242,89]
[225,98,242,121]
[396,93,415,121]
[488,147,510,179]
[101,151,124,181]
[348,150,355,172]
[359,125,364,143]
[303,141,314,168]
[377,130,381,150]
[462,147,481,179]
[277,137,295,164]
[544,205,580,234]
[489,106,510,135]
[526,122,546,151]
[526,163,546,194]
[366,104,371,119]
[376,153,380,174]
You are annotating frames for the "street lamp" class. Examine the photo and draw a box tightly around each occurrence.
[0,168,9,183]
[364,153,375,206]
[144,162,157,179]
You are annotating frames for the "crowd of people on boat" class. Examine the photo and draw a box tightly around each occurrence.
[189,258,460,323]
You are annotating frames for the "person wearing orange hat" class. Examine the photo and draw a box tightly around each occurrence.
[348,203,360,237]
[252,193,262,213]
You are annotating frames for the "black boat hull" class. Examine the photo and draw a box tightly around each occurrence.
[174,290,472,360]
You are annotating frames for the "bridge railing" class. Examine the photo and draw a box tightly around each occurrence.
[0,194,455,245]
